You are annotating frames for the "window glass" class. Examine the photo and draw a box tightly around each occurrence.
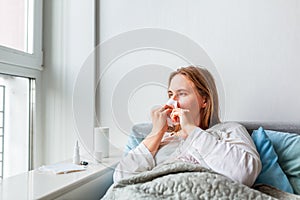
[0,74,32,179]
[0,0,33,53]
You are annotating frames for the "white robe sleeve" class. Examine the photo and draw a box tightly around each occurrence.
[181,122,261,186]
[113,142,155,183]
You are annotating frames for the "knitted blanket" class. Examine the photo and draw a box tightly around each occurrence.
[102,161,298,199]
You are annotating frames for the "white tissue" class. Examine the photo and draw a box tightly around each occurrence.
[166,99,178,108]
[166,99,179,130]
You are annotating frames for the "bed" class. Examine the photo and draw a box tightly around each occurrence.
[101,121,300,199]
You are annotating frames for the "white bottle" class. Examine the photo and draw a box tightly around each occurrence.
[73,140,80,165]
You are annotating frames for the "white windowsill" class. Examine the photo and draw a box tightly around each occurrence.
[0,149,122,200]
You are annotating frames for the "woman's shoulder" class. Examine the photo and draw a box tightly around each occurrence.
[210,121,245,129]
[208,121,248,134]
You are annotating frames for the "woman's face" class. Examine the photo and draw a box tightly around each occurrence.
[168,74,207,126]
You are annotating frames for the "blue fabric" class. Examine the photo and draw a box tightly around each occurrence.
[251,127,294,193]
[124,123,152,155]
[124,131,144,155]
[265,129,300,194]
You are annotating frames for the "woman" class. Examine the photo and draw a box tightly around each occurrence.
[113,66,261,187]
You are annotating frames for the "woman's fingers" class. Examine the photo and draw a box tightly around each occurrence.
[151,105,172,116]
[170,108,194,125]
[171,108,190,117]
[161,104,173,111]
[151,105,172,126]
[180,109,190,117]
[152,106,197,134]
[151,108,171,134]
[179,109,192,123]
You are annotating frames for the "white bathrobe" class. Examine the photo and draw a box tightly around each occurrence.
[113,122,261,187]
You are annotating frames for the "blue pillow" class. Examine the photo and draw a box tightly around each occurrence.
[251,127,294,193]
[124,123,152,155]
[264,129,300,194]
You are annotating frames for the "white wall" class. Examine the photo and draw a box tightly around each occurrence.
[42,0,95,164]
[99,0,300,149]
[41,0,300,163]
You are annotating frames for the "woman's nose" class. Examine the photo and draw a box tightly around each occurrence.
[171,94,178,101]
[171,96,180,107]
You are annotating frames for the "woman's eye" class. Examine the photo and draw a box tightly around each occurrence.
[179,92,187,96]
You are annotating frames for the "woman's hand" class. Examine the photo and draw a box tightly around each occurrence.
[171,108,197,135]
[142,105,172,156]
[151,105,172,134]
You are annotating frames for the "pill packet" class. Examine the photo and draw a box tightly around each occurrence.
[166,99,181,132]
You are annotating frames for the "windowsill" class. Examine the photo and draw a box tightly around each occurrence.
[0,148,122,200]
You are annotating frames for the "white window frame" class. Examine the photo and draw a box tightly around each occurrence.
[0,0,43,71]
[0,0,43,170]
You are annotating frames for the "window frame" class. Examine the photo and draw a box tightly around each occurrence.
[0,0,43,71]
[0,0,43,171]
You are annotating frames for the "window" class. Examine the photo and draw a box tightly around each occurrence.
[0,74,34,178]
[0,0,43,70]
[0,85,4,178]
[0,0,42,178]
[0,0,33,53]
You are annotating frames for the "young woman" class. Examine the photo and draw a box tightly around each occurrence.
[113,66,261,187]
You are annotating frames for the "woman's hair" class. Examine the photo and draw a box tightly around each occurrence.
[168,66,220,129]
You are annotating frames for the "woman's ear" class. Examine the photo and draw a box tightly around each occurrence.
[201,97,207,108]
[199,96,207,109]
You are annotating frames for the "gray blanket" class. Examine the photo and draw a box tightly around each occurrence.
[102,161,299,200]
